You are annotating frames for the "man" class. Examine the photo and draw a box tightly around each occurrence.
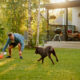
[2,32,24,59]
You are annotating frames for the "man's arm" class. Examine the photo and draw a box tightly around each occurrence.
[2,38,10,52]
[19,39,24,52]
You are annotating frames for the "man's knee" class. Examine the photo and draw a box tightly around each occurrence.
[18,43,21,48]
[18,43,21,51]
[18,43,21,47]
[8,46,13,50]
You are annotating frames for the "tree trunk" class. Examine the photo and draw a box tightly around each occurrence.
[36,0,40,46]
[28,0,32,48]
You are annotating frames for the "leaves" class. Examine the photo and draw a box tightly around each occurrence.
[0,0,49,46]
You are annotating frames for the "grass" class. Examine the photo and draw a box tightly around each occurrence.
[0,48,80,80]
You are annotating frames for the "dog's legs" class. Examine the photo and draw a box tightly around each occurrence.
[37,57,42,61]
[54,54,58,62]
[42,58,44,64]
[42,57,44,64]
[48,54,54,64]
[37,57,44,64]
[52,50,59,62]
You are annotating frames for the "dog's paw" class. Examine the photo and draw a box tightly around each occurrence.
[56,59,59,62]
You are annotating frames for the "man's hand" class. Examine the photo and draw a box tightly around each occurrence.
[1,52,4,56]
[1,52,7,55]
[19,51,23,59]
[19,51,22,56]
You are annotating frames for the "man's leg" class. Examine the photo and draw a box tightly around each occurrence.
[6,45,13,58]
[18,43,23,59]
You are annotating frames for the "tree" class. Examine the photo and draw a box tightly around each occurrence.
[27,0,33,48]
[36,0,40,46]
[0,0,51,47]
[4,0,28,34]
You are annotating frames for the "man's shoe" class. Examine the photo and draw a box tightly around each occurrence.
[20,56,23,59]
[6,56,11,58]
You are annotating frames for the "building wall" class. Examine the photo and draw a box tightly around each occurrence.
[72,7,80,32]
[72,0,80,31]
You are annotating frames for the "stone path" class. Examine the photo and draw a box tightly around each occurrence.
[44,41,80,49]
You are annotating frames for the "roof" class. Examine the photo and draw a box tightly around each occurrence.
[41,1,80,9]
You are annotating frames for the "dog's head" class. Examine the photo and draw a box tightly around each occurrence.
[35,46,39,54]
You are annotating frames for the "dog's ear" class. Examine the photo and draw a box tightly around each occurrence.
[34,46,38,48]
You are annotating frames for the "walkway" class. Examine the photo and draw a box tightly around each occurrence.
[44,41,80,49]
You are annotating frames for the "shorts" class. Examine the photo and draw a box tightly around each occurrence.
[9,43,18,48]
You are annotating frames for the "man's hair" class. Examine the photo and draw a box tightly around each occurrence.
[8,32,13,37]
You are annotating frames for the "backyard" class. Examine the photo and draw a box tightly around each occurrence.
[0,48,80,80]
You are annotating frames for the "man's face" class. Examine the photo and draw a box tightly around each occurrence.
[9,35,14,41]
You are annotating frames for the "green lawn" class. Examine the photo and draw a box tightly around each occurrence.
[0,48,80,80]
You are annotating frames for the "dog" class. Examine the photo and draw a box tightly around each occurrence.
[35,46,58,64]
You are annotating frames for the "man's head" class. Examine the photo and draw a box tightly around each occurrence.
[8,32,14,41]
